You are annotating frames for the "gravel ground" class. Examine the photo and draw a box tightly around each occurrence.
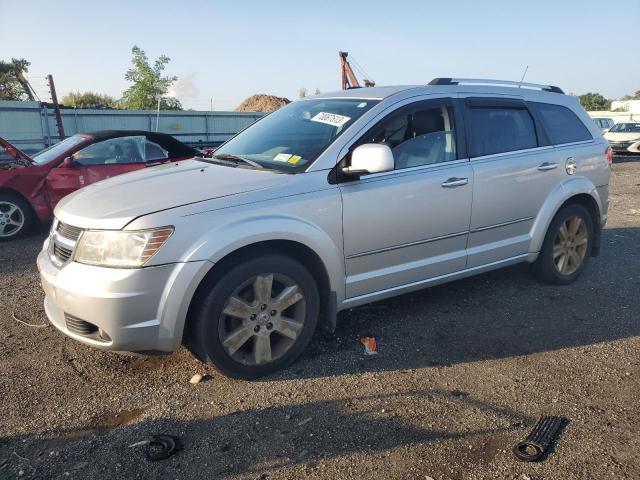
[1,159,639,480]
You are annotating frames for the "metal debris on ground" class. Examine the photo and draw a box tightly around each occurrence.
[129,435,183,461]
[12,312,48,328]
[297,417,312,427]
[359,336,378,355]
[513,416,566,462]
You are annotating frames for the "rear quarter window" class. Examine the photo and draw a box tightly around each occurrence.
[529,102,592,145]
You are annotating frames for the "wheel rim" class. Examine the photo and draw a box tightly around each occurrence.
[218,273,306,366]
[0,201,25,238]
[553,215,588,275]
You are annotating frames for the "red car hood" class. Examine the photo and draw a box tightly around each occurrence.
[0,137,33,170]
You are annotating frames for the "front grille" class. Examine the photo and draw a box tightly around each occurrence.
[56,222,82,241]
[53,243,73,263]
[65,313,98,336]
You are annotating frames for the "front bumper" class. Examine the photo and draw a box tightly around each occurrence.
[609,141,635,152]
[37,249,210,353]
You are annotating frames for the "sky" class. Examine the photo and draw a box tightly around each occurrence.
[2,0,638,110]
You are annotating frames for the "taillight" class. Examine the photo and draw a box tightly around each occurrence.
[605,146,613,167]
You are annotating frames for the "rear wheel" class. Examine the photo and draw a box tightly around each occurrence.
[188,255,320,379]
[0,194,34,241]
[531,203,594,285]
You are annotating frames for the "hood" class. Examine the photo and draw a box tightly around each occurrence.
[604,132,640,141]
[0,137,33,170]
[55,159,292,229]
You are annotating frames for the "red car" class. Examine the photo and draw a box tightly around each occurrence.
[0,131,198,240]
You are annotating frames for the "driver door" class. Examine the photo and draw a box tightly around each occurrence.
[45,135,153,206]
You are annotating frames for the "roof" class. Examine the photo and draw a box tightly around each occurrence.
[81,130,199,157]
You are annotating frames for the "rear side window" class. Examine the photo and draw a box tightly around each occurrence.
[529,102,592,145]
[466,107,537,157]
[145,140,169,161]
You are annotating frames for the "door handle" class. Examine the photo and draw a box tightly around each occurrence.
[537,162,558,171]
[441,177,468,188]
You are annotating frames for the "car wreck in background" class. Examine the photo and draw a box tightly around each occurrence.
[0,131,198,240]
[604,121,640,154]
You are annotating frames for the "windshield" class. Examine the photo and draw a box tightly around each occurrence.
[212,98,379,172]
[608,123,640,133]
[32,134,87,165]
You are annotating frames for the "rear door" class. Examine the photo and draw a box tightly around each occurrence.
[340,98,473,299]
[462,97,566,268]
[45,135,164,205]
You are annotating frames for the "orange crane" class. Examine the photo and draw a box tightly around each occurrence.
[339,51,375,90]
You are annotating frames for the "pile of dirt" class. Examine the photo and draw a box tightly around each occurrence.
[235,94,290,113]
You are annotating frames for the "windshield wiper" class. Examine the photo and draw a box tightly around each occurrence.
[210,154,264,169]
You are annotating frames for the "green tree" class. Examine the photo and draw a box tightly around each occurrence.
[299,87,321,99]
[579,92,611,111]
[61,91,118,109]
[121,46,181,110]
[0,58,33,101]
[620,90,640,101]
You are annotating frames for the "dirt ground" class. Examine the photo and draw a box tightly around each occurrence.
[1,158,639,480]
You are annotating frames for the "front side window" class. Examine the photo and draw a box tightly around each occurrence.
[359,103,457,169]
[467,107,537,157]
[529,102,592,145]
[212,98,379,172]
[73,136,147,166]
[32,134,87,165]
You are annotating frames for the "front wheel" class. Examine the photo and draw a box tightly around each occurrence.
[188,255,320,379]
[531,203,594,285]
[0,194,35,241]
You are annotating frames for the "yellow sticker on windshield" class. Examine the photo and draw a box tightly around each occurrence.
[287,155,302,165]
[274,153,292,162]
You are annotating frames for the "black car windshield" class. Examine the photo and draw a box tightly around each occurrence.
[212,98,379,172]
[32,134,87,165]
[608,123,640,133]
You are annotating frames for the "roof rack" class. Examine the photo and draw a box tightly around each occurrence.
[428,77,564,94]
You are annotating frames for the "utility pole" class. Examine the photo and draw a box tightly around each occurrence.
[156,97,161,132]
[47,74,65,139]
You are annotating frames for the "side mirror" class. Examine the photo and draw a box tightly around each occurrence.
[61,156,76,168]
[342,143,394,176]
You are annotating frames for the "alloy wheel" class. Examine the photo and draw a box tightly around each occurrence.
[218,273,306,366]
[553,215,588,275]
[0,201,24,238]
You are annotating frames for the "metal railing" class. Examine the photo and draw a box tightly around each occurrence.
[0,101,265,153]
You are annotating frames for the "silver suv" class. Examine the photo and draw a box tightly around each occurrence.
[37,78,611,378]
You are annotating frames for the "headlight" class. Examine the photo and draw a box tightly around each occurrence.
[74,227,174,268]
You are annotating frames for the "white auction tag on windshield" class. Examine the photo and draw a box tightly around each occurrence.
[273,153,292,162]
[311,112,351,127]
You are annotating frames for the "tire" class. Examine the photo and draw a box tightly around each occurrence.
[531,203,594,285]
[187,254,320,379]
[0,193,35,241]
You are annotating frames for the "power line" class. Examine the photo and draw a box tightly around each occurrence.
[348,55,375,84]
